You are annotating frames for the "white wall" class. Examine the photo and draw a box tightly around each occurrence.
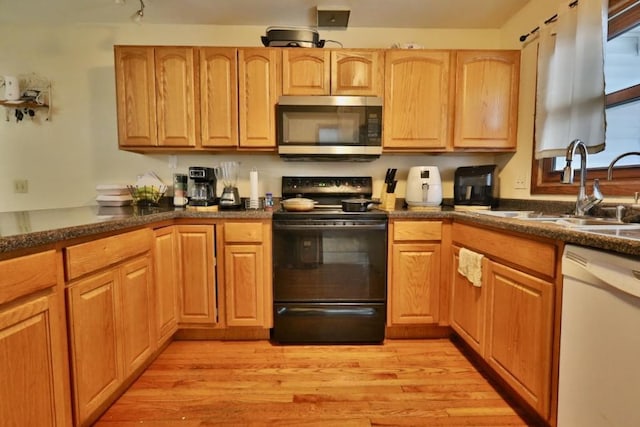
[2,6,608,213]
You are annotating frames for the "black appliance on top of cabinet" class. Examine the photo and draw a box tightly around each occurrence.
[271,176,387,344]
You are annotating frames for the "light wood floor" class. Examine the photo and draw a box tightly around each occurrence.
[96,339,539,426]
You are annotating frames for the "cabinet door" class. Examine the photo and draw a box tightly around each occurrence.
[200,47,238,148]
[282,49,330,95]
[67,269,122,424]
[238,48,280,148]
[119,256,154,376]
[331,50,384,96]
[384,50,452,150]
[453,50,520,150]
[0,294,69,427]
[224,244,266,327]
[115,46,157,147]
[154,227,178,345]
[450,245,486,355]
[176,225,217,323]
[155,46,197,147]
[388,242,441,325]
[485,260,554,419]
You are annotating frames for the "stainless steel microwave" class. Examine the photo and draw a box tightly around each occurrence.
[276,96,383,161]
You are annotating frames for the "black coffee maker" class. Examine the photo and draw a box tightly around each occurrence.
[187,167,217,206]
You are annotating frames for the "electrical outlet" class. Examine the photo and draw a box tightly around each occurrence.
[13,179,28,193]
[168,155,178,169]
[514,175,527,190]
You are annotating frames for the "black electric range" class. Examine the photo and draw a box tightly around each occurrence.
[271,176,388,344]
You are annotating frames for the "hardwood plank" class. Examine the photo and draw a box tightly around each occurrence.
[96,339,537,426]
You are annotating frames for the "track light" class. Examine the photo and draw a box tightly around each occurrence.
[132,0,145,23]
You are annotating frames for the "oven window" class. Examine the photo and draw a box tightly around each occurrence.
[273,226,387,302]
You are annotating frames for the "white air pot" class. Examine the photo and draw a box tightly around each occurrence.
[405,166,443,207]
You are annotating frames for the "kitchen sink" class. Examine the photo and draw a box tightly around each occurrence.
[473,210,640,230]
[474,210,567,220]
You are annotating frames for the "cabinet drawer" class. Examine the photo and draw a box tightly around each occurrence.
[65,229,153,280]
[224,222,263,243]
[453,223,557,278]
[0,250,58,306]
[393,221,442,241]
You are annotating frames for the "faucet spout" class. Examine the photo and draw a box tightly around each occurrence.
[561,139,604,216]
[607,152,640,180]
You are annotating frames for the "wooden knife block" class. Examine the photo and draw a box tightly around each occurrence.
[379,190,396,211]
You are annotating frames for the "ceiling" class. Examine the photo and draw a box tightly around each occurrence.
[0,0,531,28]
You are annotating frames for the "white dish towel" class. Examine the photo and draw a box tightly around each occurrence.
[458,247,484,287]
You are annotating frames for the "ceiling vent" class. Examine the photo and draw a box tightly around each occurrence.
[316,7,350,29]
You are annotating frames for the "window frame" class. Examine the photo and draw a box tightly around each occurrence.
[532,0,640,196]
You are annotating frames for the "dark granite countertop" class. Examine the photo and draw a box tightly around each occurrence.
[1,199,639,258]
[0,204,271,254]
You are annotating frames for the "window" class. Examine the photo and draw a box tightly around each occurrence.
[532,0,640,196]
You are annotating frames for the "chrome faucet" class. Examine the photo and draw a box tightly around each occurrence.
[607,151,640,180]
[561,139,603,216]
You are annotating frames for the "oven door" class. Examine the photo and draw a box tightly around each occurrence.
[272,219,387,303]
[272,218,387,343]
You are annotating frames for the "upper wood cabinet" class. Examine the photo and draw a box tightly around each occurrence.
[115,45,519,153]
[383,50,453,150]
[115,46,157,147]
[282,49,383,96]
[115,46,197,148]
[453,50,520,150]
[282,49,330,95]
[199,47,238,148]
[238,48,281,149]
[155,47,197,147]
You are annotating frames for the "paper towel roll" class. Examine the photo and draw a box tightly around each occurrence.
[249,169,259,209]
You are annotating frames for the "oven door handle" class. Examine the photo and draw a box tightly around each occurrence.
[273,223,386,231]
[276,306,379,317]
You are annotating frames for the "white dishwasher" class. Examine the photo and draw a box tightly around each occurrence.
[558,245,640,427]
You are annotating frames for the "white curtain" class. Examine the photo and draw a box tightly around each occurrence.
[534,0,608,159]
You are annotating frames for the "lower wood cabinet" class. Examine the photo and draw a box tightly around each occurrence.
[65,229,154,426]
[222,221,272,328]
[0,250,71,427]
[66,254,154,425]
[451,222,559,422]
[175,225,217,324]
[153,226,179,345]
[450,245,486,355]
[484,260,554,419]
[66,269,121,424]
[387,220,442,326]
